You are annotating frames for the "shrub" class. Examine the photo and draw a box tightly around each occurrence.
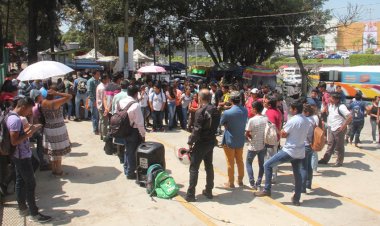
[350,54,380,66]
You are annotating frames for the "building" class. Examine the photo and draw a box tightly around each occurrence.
[337,21,380,51]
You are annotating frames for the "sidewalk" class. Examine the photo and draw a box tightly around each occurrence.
[1,118,380,226]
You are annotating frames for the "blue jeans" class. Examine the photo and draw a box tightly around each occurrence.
[123,129,141,177]
[370,119,377,141]
[167,102,176,129]
[152,111,163,130]
[301,146,313,191]
[88,99,99,133]
[182,107,188,128]
[311,151,318,172]
[13,157,39,215]
[246,149,267,187]
[350,120,364,144]
[264,150,303,202]
[75,93,88,119]
[64,99,73,119]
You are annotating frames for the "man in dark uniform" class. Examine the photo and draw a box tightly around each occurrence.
[185,89,221,202]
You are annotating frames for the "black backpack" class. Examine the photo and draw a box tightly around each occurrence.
[0,112,17,156]
[108,101,137,138]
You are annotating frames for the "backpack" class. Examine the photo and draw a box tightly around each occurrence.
[264,120,278,146]
[108,101,137,138]
[154,171,179,199]
[146,164,164,195]
[351,101,365,121]
[311,117,326,152]
[0,112,17,156]
[77,80,87,94]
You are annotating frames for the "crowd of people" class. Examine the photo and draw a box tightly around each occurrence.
[0,68,379,223]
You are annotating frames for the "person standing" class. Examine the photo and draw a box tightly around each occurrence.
[118,85,146,179]
[41,86,72,176]
[318,92,352,167]
[255,101,311,206]
[149,83,166,132]
[245,101,267,190]
[245,88,261,119]
[336,85,346,104]
[220,91,248,188]
[87,70,101,134]
[187,93,199,132]
[96,74,109,140]
[367,96,379,144]
[319,82,330,123]
[180,87,192,129]
[173,79,184,129]
[73,72,88,121]
[7,97,52,222]
[348,92,366,147]
[166,84,177,130]
[138,85,149,129]
[185,89,220,202]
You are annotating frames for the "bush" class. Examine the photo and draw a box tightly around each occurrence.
[350,54,380,66]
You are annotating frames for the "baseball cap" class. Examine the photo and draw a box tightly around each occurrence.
[30,89,42,101]
[250,88,259,94]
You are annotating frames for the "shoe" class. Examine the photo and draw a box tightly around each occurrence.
[19,206,28,216]
[251,185,258,191]
[373,140,378,144]
[202,189,213,199]
[126,174,136,180]
[254,190,271,197]
[238,182,244,187]
[333,163,342,167]
[291,196,300,206]
[29,213,52,223]
[185,195,196,202]
[318,159,328,164]
[223,182,235,189]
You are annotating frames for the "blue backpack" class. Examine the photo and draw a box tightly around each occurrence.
[351,101,365,122]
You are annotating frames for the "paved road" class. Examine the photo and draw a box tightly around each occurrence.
[1,118,380,226]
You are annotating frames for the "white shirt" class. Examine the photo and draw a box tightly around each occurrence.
[96,83,106,110]
[149,91,166,111]
[138,92,149,107]
[327,104,350,132]
[283,114,311,159]
[181,93,192,108]
[245,115,267,151]
[119,96,146,138]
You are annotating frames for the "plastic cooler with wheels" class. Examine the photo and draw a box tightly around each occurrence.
[136,142,165,187]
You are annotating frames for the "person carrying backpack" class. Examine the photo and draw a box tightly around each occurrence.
[74,72,88,121]
[348,92,366,147]
[185,89,221,202]
[318,92,352,167]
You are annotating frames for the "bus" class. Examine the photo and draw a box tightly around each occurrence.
[319,66,380,99]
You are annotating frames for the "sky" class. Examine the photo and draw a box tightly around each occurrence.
[60,0,380,33]
[324,0,380,21]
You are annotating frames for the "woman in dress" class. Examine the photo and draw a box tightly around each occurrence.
[41,85,72,176]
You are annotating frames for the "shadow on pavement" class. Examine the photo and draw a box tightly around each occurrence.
[209,188,255,205]
[345,151,365,158]
[70,142,82,148]
[292,197,342,209]
[319,169,346,177]
[68,152,89,157]
[62,166,122,184]
[50,208,90,225]
[344,160,372,171]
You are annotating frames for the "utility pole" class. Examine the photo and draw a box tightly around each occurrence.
[92,9,97,60]
[168,25,172,77]
[184,22,188,76]
[124,0,129,75]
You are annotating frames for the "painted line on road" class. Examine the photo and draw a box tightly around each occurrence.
[278,172,380,215]
[354,148,380,161]
[174,196,217,226]
[149,134,323,226]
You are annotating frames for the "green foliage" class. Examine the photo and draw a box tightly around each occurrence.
[350,54,380,66]
[365,48,375,54]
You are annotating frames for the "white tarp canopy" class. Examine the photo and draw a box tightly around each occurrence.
[75,48,105,59]
[97,56,119,62]
[133,49,153,62]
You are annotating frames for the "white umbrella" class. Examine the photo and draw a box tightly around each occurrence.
[17,61,74,81]
[137,65,166,73]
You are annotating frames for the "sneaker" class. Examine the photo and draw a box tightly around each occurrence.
[185,195,196,202]
[333,163,342,167]
[29,213,52,223]
[373,140,378,144]
[318,159,328,164]
[254,190,271,197]
[202,189,213,199]
[291,196,300,206]
[126,174,136,180]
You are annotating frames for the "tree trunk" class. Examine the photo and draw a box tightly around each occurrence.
[293,42,308,96]
[47,0,56,61]
[28,0,39,64]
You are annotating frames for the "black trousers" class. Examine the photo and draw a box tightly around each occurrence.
[187,141,215,197]
[175,105,185,128]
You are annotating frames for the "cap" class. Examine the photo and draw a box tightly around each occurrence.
[30,89,42,101]
[250,88,259,94]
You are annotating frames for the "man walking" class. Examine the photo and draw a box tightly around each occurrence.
[96,74,109,140]
[348,92,366,147]
[255,101,311,206]
[87,70,101,134]
[185,89,220,202]
[118,85,146,179]
[220,91,248,188]
[318,92,352,166]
